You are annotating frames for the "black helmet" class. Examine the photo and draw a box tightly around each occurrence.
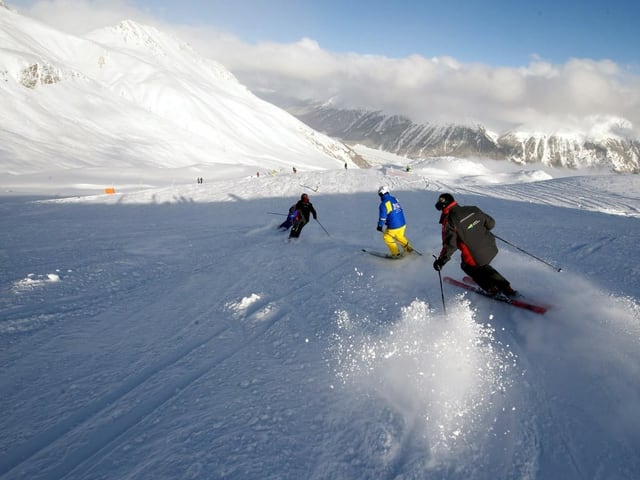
[301,193,309,202]
[435,193,455,211]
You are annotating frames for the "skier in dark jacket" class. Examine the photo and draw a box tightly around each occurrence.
[432,193,517,297]
[289,193,317,239]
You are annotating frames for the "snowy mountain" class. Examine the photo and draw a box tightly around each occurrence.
[268,99,640,173]
[0,7,365,194]
[499,116,640,170]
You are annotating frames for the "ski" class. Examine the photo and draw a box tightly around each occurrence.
[461,276,551,310]
[443,276,548,314]
[361,248,406,260]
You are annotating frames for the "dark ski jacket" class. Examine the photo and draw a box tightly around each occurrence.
[438,201,498,267]
[295,199,317,223]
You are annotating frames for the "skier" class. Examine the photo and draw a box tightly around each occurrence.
[289,193,317,239]
[278,205,298,231]
[432,193,517,297]
[376,186,413,257]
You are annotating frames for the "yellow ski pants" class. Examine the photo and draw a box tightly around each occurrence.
[382,225,410,255]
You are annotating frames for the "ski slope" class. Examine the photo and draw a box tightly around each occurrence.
[1,158,640,479]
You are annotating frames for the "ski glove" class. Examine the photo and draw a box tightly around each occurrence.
[433,257,446,271]
[376,225,383,232]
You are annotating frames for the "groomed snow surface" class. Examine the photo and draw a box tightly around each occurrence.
[2,156,640,480]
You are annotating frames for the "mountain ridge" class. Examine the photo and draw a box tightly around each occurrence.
[263,98,640,173]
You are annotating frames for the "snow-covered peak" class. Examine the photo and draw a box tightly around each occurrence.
[88,19,186,57]
[0,7,361,189]
[586,115,635,141]
[509,115,636,142]
[85,19,239,86]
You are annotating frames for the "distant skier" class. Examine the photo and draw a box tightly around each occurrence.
[278,205,298,231]
[376,186,413,256]
[289,193,317,239]
[432,193,517,297]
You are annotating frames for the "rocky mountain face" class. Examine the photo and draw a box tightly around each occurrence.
[498,132,640,172]
[272,101,640,173]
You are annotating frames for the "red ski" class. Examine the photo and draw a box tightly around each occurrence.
[443,276,548,315]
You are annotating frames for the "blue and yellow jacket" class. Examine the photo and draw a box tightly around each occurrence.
[378,193,406,229]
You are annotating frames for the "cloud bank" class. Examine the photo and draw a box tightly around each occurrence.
[12,0,640,134]
[190,33,640,134]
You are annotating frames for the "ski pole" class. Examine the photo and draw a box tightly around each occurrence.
[315,218,330,236]
[433,255,447,316]
[494,234,562,272]
[267,212,287,216]
[387,231,423,256]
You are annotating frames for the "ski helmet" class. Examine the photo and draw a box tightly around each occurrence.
[378,185,389,196]
[435,193,455,211]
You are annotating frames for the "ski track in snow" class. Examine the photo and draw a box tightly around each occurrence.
[477,177,640,218]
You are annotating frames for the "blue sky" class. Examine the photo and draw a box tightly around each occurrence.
[8,0,640,133]
[10,0,639,66]
[127,0,639,66]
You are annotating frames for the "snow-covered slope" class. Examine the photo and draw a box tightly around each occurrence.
[0,7,362,193]
[1,158,640,479]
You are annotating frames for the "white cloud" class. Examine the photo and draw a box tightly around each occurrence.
[163,26,640,134]
[15,0,149,34]
[15,0,640,134]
